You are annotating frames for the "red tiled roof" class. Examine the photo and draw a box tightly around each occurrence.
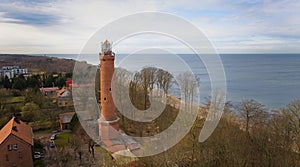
[0,117,33,146]
[40,87,59,91]
[71,83,94,87]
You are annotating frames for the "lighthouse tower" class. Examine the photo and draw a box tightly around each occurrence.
[98,40,119,140]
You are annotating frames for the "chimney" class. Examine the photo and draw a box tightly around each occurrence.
[12,126,18,132]
[13,116,21,124]
[13,113,21,124]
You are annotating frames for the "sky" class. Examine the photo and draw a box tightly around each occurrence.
[0,0,299,54]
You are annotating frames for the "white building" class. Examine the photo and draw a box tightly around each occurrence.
[0,66,28,79]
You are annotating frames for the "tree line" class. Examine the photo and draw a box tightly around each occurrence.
[32,66,300,166]
[0,73,72,90]
[111,67,300,166]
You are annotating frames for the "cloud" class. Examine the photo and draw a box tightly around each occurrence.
[0,0,62,25]
[2,12,59,25]
[0,0,299,54]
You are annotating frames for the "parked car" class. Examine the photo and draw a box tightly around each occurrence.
[49,142,55,148]
[50,134,57,140]
[33,152,44,159]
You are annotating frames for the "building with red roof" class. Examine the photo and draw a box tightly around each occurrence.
[0,117,34,167]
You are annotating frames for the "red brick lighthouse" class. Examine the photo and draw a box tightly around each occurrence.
[98,40,120,140]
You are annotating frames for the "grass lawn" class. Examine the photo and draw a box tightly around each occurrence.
[55,132,72,147]
[3,96,25,109]
[33,159,44,167]
[6,96,25,103]
[30,120,53,127]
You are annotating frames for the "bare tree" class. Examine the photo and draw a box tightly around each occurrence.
[177,71,198,109]
[237,99,268,137]
[281,100,300,154]
[138,67,157,109]
[142,67,157,93]
[113,68,132,124]
[282,100,300,134]
[156,69,173,95]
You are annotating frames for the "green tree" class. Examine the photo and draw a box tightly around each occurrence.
[44,74,54,87]
[24,88,45,108]
[0,76,3,88]
[65,73,72,78]
[3,76,12,89]
[55,75,66,88]
[27,75,39,88]
[12,75,27,90]
[21,102,40,122]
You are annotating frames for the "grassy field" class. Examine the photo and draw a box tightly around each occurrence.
[54,132,72,147]
[2,96,25,110]
[33,159,44,167]
[6,96,25,103]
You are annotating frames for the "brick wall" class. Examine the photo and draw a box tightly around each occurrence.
[0,134,33,167]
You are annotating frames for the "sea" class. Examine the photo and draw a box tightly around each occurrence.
[34,54,300,109]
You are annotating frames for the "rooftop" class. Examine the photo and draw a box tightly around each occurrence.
[57,87,70,98]
[0,117,34,146]
[59,112,75,124]
[40,87,59,91]
[103,40,110,45]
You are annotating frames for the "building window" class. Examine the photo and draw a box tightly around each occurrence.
[109,88,111,91]
[104,97,106,101]
[18,152,22,159]
[7,145,12,151]
[6,154,8,161]
[13,144,18,150]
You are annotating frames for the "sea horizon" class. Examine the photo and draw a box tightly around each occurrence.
[2,53,299,109]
